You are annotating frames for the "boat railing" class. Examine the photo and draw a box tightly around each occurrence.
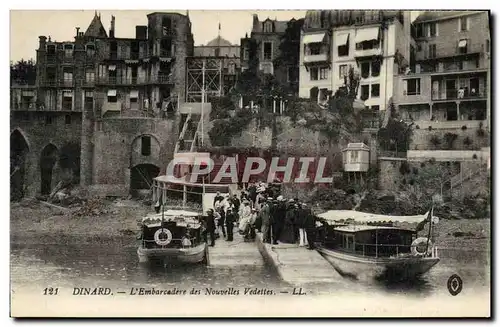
[141,237,200,249]
[344,243,438,258]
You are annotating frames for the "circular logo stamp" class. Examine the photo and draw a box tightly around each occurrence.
[447,274,463,296]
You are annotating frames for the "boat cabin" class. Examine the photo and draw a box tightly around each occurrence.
[325,225,415,258]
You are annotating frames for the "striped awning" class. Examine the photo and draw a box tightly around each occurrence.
[108,65,116,71]
[125,60,139,64]
[303,33,326,44]
[63,90,73,98]
[337,33,349,46]
[160,57,172,63]
[130,90,139,98]
[355,27,380,43]
[107,90,117,97]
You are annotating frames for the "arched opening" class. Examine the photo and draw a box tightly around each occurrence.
[59,142,81,184]
[10,130,29,201]
[130,164,160,195]
[40,144,59,195]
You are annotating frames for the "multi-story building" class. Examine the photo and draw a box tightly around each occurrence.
[299,10,412,115]
[11,11,195,198]
[240,15,302,96]
[393,11,490,133]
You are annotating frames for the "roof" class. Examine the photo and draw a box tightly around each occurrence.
[206,36,233,47]
[342,143,370,151]
[317,209,434,225]
[333,225,414,233]
[413,10,486,24]
[252,17,289,34]
[84,12,108,38]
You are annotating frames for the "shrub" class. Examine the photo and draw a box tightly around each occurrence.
[428,126,433,131]
[463,136,473,148]
[443,132,458,150]
[416,125,420,129]
[477,128,485,137]
[461,125,467,131]
[473,154,478,159]
[429,135,441,149]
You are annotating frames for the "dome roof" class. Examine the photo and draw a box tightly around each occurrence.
[206,36,233,47]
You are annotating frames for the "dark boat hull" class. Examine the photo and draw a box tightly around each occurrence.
[137,243,208,264]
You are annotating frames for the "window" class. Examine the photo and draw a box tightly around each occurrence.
[85,69,95,84]
[228,62,236,75]
[310,67,319,81]
[416,24,424,38]
[65,114,71,124]
[263,42,272,60]
[310,87,319,100]
[45,114,52,125]
[361,62,370,78]
[339,64,348,79]
[356,40,378,51]
[458,39,468,54]
[62,91,73,110]
[47,45,56,55]
[372,105,380,111]
[429,44,436,58]
[86,44,95,57]
[371,84,380,97]
[63,68,73,84]
[141,136,151,156]
[263,21,273,33]
[319,67,328,80]
[360,85,369,100]
[405,78,421,95]
[371,61,380,77]
[308,43,322,55]
[243,46,249,60]
[107,90,117,103]
[428,23,437,37]
[417,44,422,52]
[162,17,172,35]
[338,44,349,57]
[459,17,468,32]
[64,44,73,58]
[319,88,329,103]
[84,91,94,110]
[486,39,490,53]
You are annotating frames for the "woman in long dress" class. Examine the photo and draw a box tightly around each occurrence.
[280,200,298,244]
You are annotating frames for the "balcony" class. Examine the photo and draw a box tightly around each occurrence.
[432,89,487,102]
[148,74,173,84]
[413,120,486,130]
[82,79,95,87]
[46,55,57,65]
[60,79,74,87]
[354,46,382,58]
[159,50,174,58]
[303,53,329,64]
[40,79,57,87]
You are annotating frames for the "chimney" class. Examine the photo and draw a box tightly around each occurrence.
[75,27,80,37]
[252,14,259,29]
[38,36,47,50]
[110,15,115,38]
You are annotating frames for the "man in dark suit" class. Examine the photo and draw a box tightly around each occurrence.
[225,208,236,241]
[203,209,217,246]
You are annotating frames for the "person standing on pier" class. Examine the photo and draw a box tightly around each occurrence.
[272,195,286,244]
[203,209,217,247]
[281,199,298,244]
[296,202,308,247]
[303,204,316,250]
[225,208,236,242]
[260,198,272,243]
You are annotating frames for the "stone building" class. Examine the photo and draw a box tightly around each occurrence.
[11,11,195,198]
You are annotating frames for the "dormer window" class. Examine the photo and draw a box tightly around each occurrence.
[46,44,56,55]
[64,44,73,58]
[86,43,95,57]
[263,21,273,33]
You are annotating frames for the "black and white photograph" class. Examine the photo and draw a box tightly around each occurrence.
[8,6,491,318]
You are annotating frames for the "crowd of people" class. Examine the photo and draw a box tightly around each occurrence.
[202,182,317,250]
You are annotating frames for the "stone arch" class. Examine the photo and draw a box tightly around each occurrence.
[10,129,30,201]
[59,142,81,184]
[39,143,59,195]
[130,133,162,168]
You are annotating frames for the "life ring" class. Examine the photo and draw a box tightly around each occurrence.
[411,237,432,256]
[154,228,173,246]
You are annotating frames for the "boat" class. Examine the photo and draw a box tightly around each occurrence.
[137,208,209,265]
[314,208,440,281]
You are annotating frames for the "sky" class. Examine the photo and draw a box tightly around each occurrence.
[10,10,422,62]
[10,10,308,61]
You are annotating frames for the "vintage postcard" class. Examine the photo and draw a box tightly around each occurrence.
[10,8,491,318]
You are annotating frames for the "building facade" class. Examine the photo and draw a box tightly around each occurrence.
[240,15,302,95]
[299,10,412,114]
[11,11,195,198]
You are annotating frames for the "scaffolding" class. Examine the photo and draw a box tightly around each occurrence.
[186,57,224,103]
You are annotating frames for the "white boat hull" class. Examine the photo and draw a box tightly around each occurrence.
[317,246,439,281]
[137,243,208,264]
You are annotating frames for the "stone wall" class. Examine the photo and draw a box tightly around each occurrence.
[410,125,490,151]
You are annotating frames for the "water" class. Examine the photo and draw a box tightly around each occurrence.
[10,237,490,299]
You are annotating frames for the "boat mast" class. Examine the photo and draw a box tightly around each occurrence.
[161,183,165,227]
[425,206,434,256]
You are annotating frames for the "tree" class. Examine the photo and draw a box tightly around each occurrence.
[377,118,413,152]
[10,59,36,86]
